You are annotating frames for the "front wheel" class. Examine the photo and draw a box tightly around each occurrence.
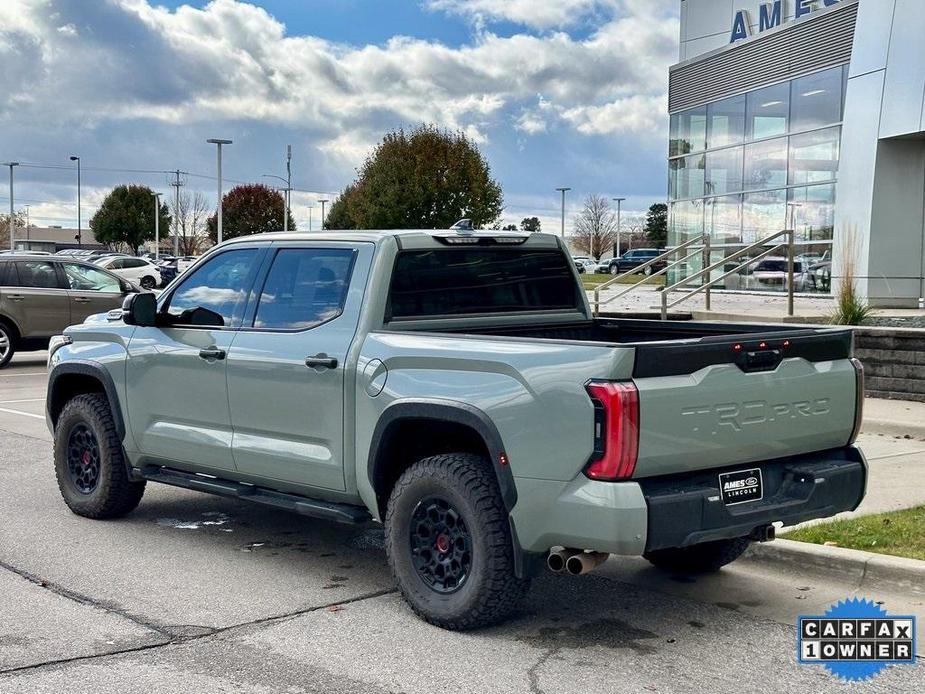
[54,393,146,518]
[643,537,751,574]
[384,453,531,630]
[609,265,619,275]
[0,320,15,369]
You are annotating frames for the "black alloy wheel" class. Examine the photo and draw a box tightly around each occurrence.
[409,496,473,594]
[66,423,101,494]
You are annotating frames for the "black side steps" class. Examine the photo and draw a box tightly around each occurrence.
[139,466,372,524]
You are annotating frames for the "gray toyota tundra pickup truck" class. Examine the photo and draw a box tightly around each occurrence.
[46,229,866,629]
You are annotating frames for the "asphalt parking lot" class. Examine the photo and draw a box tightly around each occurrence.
[0,352,922,693]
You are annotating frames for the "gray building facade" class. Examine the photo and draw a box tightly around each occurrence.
[669,0,925,306]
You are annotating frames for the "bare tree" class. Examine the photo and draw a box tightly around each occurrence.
[170,190,210,255]
[620,215,647,255]
[572,194,618,260]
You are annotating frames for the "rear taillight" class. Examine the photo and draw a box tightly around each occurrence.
[584,381,639,481]
[848,358,864,445]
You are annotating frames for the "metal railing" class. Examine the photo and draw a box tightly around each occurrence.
[592,234,710,314]
[659,229,796,319]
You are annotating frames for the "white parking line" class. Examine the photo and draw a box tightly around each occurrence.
[0,407,44,420]
[0,372,47,378]
[0,398,45,404]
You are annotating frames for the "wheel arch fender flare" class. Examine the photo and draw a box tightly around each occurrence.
[47,360,127,442]
[367,399,518,514]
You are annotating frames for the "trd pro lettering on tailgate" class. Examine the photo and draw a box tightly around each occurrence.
[680,398,831,435]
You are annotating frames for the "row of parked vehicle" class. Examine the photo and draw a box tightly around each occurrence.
[572,249,831,292]
[0,249,201,367]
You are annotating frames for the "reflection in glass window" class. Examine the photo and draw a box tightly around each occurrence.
[705,146,743,195]
[62,264,121,293]
[668,199,704,244]
[789,127,840,185]
[742,190,786,243]
[707,94,746,149]
[744,136,788,191]
[254,248,354,330]
[788,184,835,241]
[791,67,843,132]
[13,261,59,288]
[165,248,260,327]
[706,195,742,243]
[670,154,705,199]
[669,106,707,156]
[746,82,789,139]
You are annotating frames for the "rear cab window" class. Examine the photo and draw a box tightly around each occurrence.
[387,248,581,320]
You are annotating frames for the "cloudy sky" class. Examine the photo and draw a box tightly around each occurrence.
[0,0,679,234]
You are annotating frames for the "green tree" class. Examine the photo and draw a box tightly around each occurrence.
[335,124,503,229]
[324,184,359,230]
[644,203,668,248]
[520,216,541,232]
[90,185,171,252]
[501,223,517,231]
[207,183,295,242]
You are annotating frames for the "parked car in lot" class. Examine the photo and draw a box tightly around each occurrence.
[727,257,806,291]
[799,260,832,293]
[46,230,866,629]
[92,255,162,290]
[601,248,665,276]
[0,255,138,367]
[572,256,597,274]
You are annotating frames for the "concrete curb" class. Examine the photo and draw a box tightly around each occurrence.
[744,539,925,598]
[861,417,925,440]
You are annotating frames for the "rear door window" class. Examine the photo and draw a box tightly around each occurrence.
[388,249,580,319]
[13,261,62,288]
[253,248,355,330]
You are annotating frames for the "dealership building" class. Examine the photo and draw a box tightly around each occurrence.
[669,0,925,306]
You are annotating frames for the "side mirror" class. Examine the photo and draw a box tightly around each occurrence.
[121,280,136,294]
[122,292,157,327]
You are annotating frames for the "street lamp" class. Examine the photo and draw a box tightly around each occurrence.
[2,162,18,251]
[612,197,626,256]
[151,192,162,260]
[206,138,232,243]
[555,187,571,238]
[69,155,81,246]
[23,205,30,242]
[308,204,315,232]
[319,199,329,230]
[261,173,291,231]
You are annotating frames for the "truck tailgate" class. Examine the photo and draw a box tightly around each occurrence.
[631,329,860,478]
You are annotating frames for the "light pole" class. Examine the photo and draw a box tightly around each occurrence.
[69,155,81,246]
[308,205,315,232]
[612,197,625,256]
[261,174,291,231]
[206,138,232,243]
[151,192,162,259]
[286,144,292,228]
[555,187,571,238]
[3,162,18,251]
[23,205,30,242]
[319,199,329,230]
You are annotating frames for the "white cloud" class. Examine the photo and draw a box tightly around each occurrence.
[0,0,677,153]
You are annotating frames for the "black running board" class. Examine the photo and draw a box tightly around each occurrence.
[139,466,372,524]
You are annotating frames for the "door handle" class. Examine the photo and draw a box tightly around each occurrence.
[198,348,226,361]
[305,354,338,370]
[7,295,23,302]
[73,297,91,304]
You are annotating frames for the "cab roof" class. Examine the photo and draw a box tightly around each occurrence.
[221,229,562,250]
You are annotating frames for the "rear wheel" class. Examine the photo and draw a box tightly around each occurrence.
[643,537,751,574]
[385,452,531,630]
[0,320,15,369]
[643,265,654,276]
[139,275,156,290]
[54,393,145,518]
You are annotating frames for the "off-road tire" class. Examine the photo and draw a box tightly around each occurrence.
[0,320,15,369]
[643,537,751,574]
[385,452,531,630]
[54,393,145,518]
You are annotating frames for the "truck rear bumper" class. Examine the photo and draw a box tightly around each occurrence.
[510,446,866,559]
[639,446,867,552]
